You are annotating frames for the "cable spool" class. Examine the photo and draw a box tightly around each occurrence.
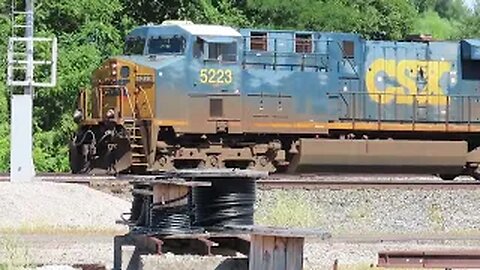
[193,178,256,229]
[130,183,153,226]
[130,183,150,224]
[145,181,202,235]
[149,193,193,235]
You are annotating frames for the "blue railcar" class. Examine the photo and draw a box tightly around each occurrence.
[69,21,480,179]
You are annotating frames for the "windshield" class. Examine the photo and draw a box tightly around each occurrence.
[124,37,146,55]
[148,35,186,54]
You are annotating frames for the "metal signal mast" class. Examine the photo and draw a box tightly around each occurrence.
[7,0,57,182]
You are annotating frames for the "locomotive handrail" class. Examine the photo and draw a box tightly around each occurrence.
[242,36,340,71]
[137,85,154,119]
[330,91,480,126]
[122,85,136,119]
[96,84,136,120]
[77,88,88,120]
[328,91,480,98]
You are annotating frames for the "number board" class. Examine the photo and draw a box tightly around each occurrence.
[199,69,233,84]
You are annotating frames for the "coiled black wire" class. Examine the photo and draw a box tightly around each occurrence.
[149,193,195,235]
[130,184,151,225]
[193,179,256,229]
[130,193,144,223]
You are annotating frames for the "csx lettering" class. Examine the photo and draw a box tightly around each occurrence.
[200,69,233,84]
[366,59,451,105]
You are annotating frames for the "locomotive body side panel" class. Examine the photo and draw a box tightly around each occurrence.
[239,29,365,134]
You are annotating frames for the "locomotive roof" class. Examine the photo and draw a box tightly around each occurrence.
[134,22,241,37]
[176,24,241,37]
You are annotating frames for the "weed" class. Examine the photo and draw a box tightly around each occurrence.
[255,191,319,228]
[427,203,445,232]
[0,236,30,270]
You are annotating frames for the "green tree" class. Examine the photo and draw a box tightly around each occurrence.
[120,0,248,27]
[413,10,459,39]
[434,0,469,20]
[412,0,437,12]
[246,0,416,40]
[458,1,480,38]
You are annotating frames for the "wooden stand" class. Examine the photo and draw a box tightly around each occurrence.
[249,234,304,270]
[228,225,331,270]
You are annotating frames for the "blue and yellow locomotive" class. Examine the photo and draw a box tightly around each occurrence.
[70,21,480,179]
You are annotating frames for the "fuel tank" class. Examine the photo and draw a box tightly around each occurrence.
[290,139,467,174]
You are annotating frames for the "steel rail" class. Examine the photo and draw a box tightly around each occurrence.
[1,173,479,189]
[256,179,480,190]
[378,250,480,269]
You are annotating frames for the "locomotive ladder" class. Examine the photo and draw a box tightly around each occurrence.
[122,93,148,171]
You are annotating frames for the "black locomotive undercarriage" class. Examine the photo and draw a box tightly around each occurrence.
[69,123,132,174]
[69,120,480,180]
[69,121,293,175]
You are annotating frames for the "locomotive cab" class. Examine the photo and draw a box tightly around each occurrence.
[70,21,246,173]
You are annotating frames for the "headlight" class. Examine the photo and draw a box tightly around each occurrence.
[73,109,83,123]
[106,108,115,119]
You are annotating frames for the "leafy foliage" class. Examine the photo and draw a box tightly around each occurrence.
[413,10,459,39]
[0,0,478,172]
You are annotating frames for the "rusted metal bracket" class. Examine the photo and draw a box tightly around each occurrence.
[378,250,480,269]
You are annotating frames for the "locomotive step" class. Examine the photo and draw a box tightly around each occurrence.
[131,144,144,148]
[131,163,148,167]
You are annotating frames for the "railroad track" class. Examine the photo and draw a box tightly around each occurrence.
[1,172,479,189]
[256,179,480,189]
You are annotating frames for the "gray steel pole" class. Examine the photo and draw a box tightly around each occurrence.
[10,0,35,182]
[25,0,34,95]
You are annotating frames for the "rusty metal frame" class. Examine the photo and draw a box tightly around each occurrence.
[378,250,480,269]
[113,232,251,270]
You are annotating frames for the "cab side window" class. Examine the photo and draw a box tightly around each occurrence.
[342,40,355,59]
[193,37,204,58]
[207,42,237,62]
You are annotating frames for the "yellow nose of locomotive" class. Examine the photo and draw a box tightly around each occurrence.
[91,59,133,120]
[94,59,120,85]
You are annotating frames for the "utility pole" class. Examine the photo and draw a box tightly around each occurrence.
[25,0,34,96]
[7,0,57,182]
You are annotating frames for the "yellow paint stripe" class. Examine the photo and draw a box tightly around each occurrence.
[328,121,480,132]
[253,122,327,129]
[252,121,480,133]
[80,119,99,125]
[153,119,189,126]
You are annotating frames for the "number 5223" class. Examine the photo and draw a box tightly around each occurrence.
[199,69,233,84]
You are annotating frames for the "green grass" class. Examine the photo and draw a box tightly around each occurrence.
[337,265,434,270]
[427,203,445,232]
[0,222,127,236]
[0,236,31,270]
[256,191,319,228]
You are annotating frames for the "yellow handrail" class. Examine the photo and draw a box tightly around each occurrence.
[137,85,154,118]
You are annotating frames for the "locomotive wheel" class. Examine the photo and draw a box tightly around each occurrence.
[69,141,91,174]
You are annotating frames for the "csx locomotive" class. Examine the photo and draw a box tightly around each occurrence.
[70,21,480,179]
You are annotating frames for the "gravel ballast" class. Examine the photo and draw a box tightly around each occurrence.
[255,185,480,234]
[3,177,480,269]
[0,182,130,232]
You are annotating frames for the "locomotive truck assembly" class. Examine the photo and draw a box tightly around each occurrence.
[69,21,480,179]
